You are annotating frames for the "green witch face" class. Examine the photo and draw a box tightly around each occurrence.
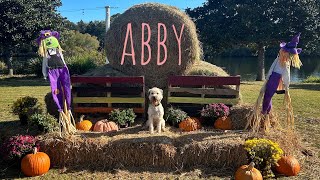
[43,36,60,49]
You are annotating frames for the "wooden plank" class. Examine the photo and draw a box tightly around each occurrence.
[73,97,144,104]
[169,87,239,96]
[72,87,143,95]
[168,76,240,86]
[71,76,144,84]
[167,97,240,105]
[74,107,144,114]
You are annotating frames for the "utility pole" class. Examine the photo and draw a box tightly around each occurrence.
[105,6,111,64]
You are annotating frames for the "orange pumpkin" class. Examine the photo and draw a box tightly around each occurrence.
[235,162,263,180]
[76,115,93,131]
[190,117,202,129]
[179,117,201,132]
[276,155,300,176]
[93,119,119,132]
[214,116,232,130]
[21,147,50,177]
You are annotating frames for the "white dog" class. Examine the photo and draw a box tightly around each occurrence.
[146,87,165,134]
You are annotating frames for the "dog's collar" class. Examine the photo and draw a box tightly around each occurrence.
[150,103,160,107]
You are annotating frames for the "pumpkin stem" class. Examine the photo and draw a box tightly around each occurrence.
[247,162,255,171]
[33,147,38,154]
[80,115,85,122]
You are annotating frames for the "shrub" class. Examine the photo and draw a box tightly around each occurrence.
[201,103,230,119]
[27,57,43,77]
[65,51,104,75]
[244,138,284,178]
[29,113,59,133]
[44,92,59,118]
[0,135,39,162]
[303,75,320,83]
[109,109,136,127]
[164,107,188,127]
[0,60,8,74]
[11,96,43,125]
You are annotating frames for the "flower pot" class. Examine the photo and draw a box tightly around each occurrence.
[119,121,131,128]
[200,116,216,126]
[19,114,28,125]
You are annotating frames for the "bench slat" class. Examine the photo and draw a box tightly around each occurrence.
[168,76,240,86]
[71,76,144,84]
[74,107,144,114]
[73,97,145,104]
[168,97,239,105]
[72,86,143,95]
[168,87,239,96]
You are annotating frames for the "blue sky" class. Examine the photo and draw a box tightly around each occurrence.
[59,0,206,23]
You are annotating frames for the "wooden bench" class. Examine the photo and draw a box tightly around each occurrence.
[71,76,145,116]
[167,75,240,115]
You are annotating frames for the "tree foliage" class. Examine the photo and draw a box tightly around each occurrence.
[0,0,63,74]
[61,30,100,57]
[186,0,320,80]
[0,0,63,49]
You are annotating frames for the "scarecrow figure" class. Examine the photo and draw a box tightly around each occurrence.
[246,33,302,132]
[37,30,76,135]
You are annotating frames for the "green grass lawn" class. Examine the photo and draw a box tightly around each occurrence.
[0,75,319,179]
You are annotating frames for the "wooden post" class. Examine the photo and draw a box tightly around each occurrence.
[106,82,112,107]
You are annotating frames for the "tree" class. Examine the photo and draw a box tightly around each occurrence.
[61,30,100,57]
[187,0,320,80]
[0,0,63,75]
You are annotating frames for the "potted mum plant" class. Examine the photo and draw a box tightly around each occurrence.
[11,96,43,125]
[164,107,188,127]
[0,135,39,167]
[109,108,136,128]
[200,103,230,126]
[244,138,284,178]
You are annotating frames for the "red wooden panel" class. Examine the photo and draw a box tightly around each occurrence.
[71,76,144,84]
[168,76,240,86]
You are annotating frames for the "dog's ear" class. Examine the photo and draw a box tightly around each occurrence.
[148,89,152,95]
[160,89,163,95]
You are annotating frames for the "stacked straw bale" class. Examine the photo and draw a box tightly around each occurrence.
[106,3,202,89]
[39,131,248,170]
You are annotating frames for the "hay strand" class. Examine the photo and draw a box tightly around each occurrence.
[284,90,294,130]
[245,82,267,132]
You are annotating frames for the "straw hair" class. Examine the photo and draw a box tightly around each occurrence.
[106,3,202,89]
[279,49,302,69]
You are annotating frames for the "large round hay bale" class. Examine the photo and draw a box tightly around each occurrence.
[106,3,202,89]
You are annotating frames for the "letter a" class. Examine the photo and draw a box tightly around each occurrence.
[157,23,167,66]
[121,23,136,65]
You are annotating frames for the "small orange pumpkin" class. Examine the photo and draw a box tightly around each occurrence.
[190,117,202,129]
[76,115,93,131]
[21,147,50,177]
[214,116,232,130]
[275,155,300,176]
[179,117,201,132]
[235,162,263,180]
[93,119,119,132]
